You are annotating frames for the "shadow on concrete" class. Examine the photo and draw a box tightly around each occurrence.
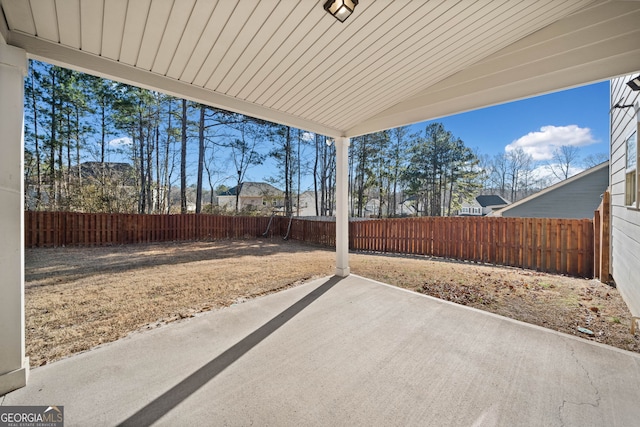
[117,275,343,427]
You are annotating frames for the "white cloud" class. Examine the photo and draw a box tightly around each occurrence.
[300,131,315,142]
[505,125,596,161]
[108,137,133,147]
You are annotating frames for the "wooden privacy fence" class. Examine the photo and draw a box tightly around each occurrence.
[24,211,276,247]
[25,212,594,278]
[286,218,336,247]
[349,217,594,278]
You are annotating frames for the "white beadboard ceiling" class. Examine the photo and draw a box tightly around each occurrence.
[2,0,640,138]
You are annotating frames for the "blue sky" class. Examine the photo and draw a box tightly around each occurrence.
[408,81,610,163]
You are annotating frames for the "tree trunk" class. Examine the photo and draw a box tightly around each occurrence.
[297,129,301,216]
[99,99,107,204]
[155,110,161,213]
[138,108,146,214]
[146,119,153,214]
[163,100,173,213]
[285,126,292,216]
[314,134,320,216]
[196,105,206,214]
[49,69,57,209]
[75,106,81,184]
[100,102,106,164]
[235,170,241,214]
[180,99,188,214]
[31,73,42,208]
[66,111,72,195]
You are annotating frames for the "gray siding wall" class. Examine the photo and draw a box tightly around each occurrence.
[501,166,608,219]
[610,75,640,316]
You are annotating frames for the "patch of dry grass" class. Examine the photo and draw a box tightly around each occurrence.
[25,240,335,366]
[25,240,639,367]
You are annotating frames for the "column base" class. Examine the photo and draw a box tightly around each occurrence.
[335,267,351,277]
[0,358,29,396]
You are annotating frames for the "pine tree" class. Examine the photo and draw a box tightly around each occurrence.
[404,123,480,216]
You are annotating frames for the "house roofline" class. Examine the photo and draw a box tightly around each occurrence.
[475,194,511,207]
[493,160,609,216]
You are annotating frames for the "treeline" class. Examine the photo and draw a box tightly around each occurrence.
[349,124,482,217]
[24,60,553,218]
[23,60,336,216]
[479,146,599,204]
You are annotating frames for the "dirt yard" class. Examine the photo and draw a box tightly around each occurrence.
[25,239,639,367]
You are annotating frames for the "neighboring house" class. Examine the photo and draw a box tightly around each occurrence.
[397,199,417,217]
[296,191,317,216]
[459,199,483,216]
[219,189,319,217]
[609,74,640,316]
[459,195,510,216]
[492,162,609,219]
[364,198,381,217]
[295,191,340,217]
[477,195,511,215]
[360,194,416,217]
[76,161,136,185]
[217,182,284,213]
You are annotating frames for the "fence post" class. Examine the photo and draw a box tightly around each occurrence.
[597,190,610,282]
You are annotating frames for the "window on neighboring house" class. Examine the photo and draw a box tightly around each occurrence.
[625,130,638,207]
[461,207,469,213]
[472,207,481,215]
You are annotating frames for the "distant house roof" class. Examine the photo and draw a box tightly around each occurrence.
[79,161,133,175]
[219,182,283,197]
[493,161,609,219]
[476,195,510,207]
[73,162,135,185]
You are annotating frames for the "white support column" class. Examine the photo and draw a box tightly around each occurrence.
[335,137,350,277]
[0,41,29,395]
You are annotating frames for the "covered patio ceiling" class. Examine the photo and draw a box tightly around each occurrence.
[2,0,640,138]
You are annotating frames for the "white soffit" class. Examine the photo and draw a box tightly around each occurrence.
[2,0,640,138]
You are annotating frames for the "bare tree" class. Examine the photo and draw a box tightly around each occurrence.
[505,148,536,202]
[203,141,228,211]
[194,107,239,213]
[25,64,43,208]
[266,125,294,216]
[582,152,608,168]
[228,120,265,213]
[313,134,321,216]
[315,135,336,217]
[548,145,581,181]
[388,127,409,217]
[488,153,509,200]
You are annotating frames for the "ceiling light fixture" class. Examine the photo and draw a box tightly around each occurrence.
[627,75,640,91]
[324,0,358,23]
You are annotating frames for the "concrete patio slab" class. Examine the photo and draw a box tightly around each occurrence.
[2,275,640,426]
